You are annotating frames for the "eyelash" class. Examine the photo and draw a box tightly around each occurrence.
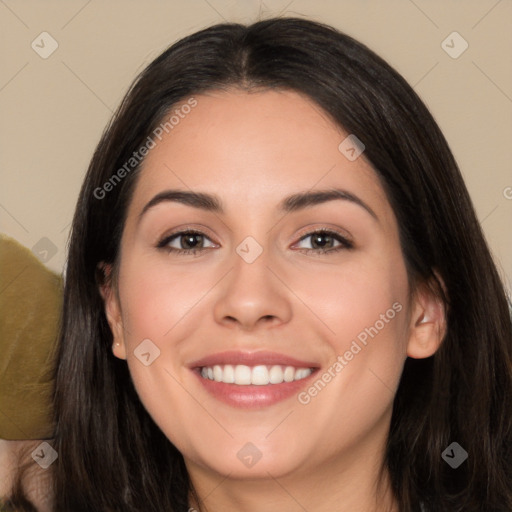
[156,228,353,256]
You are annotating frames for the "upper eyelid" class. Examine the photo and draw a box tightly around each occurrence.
[158,228,217,248]
[294,225,352,243]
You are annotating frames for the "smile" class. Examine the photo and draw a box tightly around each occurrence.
[200,364,313,385]
[190,351,319,408]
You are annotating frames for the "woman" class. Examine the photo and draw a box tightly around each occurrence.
[7,16,511,512]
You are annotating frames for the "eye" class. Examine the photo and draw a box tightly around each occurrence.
[293,229,353,254]
[156,228,353,256]
[157,230,217,255]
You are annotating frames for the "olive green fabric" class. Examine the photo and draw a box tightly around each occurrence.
[0,234,62,440]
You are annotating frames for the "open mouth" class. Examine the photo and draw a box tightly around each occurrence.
[199,364,314,385]
[189,351,320,408]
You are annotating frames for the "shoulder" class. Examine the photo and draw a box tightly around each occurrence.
[0,439,54,512]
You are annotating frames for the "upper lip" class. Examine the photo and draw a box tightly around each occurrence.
[189,350,319,369]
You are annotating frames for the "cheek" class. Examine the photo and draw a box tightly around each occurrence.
[123,357,206,462]
[297,255,409,405]
[116,257,207,448]
[302,253,409,350]
[117,257,208,344]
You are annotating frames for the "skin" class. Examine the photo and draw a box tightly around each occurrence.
[101,89,445,512]
[0,439,52,510]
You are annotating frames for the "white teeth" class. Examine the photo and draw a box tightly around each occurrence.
[234,365,252,385]
[223,364,235,383]
[295,368,310,380]
[251,365,269,385]
[199,364,313,385]
[284,366,295,382]
[269,365,283,384]
[213,365,223,382]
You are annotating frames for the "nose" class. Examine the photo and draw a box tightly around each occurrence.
[212,247,293,331]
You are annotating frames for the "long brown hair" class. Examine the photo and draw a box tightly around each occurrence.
[12,17,512,511]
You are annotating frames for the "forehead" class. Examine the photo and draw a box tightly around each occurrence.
[127,89,391,223]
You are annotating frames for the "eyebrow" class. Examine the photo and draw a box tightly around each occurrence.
[138,187,378,223]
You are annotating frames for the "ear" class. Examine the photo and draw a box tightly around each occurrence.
[97,262,126,360]
[406,275,447,359]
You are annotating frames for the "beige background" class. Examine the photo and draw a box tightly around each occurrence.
[1,0,511,295]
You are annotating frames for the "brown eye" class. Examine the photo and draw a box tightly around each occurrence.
[295,230,353,253]
[157,230,216,254]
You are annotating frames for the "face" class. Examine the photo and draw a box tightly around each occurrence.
[102,89,443,483]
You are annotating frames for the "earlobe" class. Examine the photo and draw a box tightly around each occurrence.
[112,340,127,360]
[97,262,127,360]
[406,278,447,359]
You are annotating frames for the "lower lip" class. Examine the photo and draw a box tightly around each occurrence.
[193,369,317,408]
